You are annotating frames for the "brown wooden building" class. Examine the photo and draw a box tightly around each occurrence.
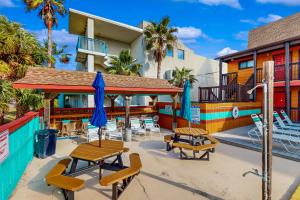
[199,12,300,121]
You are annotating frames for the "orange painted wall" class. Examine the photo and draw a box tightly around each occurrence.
[227,46,300,85]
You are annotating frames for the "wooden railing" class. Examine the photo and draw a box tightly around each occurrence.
[222,72,237,86]
[256,62,300,83]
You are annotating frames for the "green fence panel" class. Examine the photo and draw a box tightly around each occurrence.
[0,116,40,200]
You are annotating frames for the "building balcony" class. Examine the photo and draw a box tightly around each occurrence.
[76,36,108,63]
[256,62,300,83]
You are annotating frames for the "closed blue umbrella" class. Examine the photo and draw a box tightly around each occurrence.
[180,80,192,127]
[90,72,107,147]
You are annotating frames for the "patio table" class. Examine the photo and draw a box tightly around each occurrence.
[174,128,208,145]
[68,140,129,178]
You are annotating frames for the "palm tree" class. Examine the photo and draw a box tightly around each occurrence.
[0,80,13,125]
[43,40,72,65]
[170,67,197,88]
[106,49,142,76]
[144,17,177,79]
[23,0,67,68]
[0,16,48,81]
[14,89,44,118]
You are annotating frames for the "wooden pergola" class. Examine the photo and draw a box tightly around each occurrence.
[13,67,182,129]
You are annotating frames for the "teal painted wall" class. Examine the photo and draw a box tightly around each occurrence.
[0,116,40,200]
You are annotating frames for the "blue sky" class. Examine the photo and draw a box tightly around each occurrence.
[1,0,300,70]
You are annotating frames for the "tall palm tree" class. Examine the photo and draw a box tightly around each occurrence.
[23,0,67,68]
[106,49,142,76]
[144,17,177,79]
[170,67,197,88]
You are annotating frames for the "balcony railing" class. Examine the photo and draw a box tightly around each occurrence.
[76,36,108,54]
[256,62,300,83]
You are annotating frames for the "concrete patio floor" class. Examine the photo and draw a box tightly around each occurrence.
[10,130,300,200]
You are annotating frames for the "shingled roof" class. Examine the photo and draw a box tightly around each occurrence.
[13,67,182,95]
[248,12,300,49]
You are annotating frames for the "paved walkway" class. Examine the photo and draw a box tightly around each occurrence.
[215,125,300,161]
[11,131,300,200]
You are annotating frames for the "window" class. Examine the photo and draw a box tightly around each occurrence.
[239,60,254,69]
[166,48,173,57]
[178,49,185,60]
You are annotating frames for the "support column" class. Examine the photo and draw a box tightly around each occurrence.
[150,96,158,107]
[219,59,223,101]
[44,93,58,129]
[285,42,291,116]
[171,94,178,130]
[124,96,132,129]
[253,51,257,101]
[108,95,118,112]
[86,18,95,108]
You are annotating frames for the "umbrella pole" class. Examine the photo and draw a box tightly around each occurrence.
[98,127,102,147]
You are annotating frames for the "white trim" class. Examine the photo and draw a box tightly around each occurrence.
[70,8,143,34]
[77,48,107,57]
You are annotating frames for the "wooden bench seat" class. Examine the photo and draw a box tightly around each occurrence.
[290,185,300,200]
[100,153,142,200]
[164,135,174,151]
[171,136,219,160]
[45,158,85,200]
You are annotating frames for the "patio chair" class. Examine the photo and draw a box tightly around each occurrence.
[106,120,123,141]
[130,118,146,135]
[143,117,160,133]
[273,111,300,132]
[249,114,300,154]
[87,124,105,142]
[280,110,300,127]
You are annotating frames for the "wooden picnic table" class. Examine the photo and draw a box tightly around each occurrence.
[174,128,208,146]
[174,127,208,137]
[69,140,129,178]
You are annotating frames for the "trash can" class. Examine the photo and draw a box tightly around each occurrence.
[34,129,58,159]
[124,128,132,142]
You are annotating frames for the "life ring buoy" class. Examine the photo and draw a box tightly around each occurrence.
[232,106,239,119]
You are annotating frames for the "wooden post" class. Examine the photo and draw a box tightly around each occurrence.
[171,94,178,130]
[150,95,158,107]
[285,42,291,116]
[108,95,118,112]
[262,61,274,200]
[253,51,257,101]
[219,59,223,101]
[124,95,131,129]
[44,93,58,129]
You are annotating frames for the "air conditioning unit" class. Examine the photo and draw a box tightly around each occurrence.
[164,70,173,80]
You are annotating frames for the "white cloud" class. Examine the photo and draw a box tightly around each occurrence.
[176,26,203,39]
[257,0,300,6]
[257,14,282,23]
[0,0,16,7]
[217,47,238,57]
[175,0,242,9]
[241,14,282,25]
[234,31,248,41]
[30,29,77,47]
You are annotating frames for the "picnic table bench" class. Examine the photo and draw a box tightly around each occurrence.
[164,134,219,160]
[45,158,85,200]
[100,153,142,200]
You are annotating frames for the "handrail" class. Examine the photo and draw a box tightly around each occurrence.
[76,35,108,54]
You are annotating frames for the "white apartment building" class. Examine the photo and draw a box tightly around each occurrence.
[59,8,225,108]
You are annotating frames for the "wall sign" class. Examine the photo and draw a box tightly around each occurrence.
[191,106,201,124]
[232,106,239,119]
[0,130,9,164]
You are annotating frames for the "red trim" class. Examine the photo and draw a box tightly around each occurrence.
[12,83,182,94]
[0,112,39,134]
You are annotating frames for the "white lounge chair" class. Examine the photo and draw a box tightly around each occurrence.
[280,110,300,127]
[87,124,105,142]
[106,120,123,141]
[130,118,146,135]
[273,111,300,132]
[250,114,300,154]
[144,117,160,133]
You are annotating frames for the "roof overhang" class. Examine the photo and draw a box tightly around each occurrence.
[12,67,182,95]
[69,8,143,43]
